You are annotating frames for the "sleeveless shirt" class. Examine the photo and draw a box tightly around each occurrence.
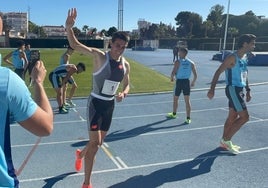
[225,52,248,87]
[91,52,126,100]
[176,58,193,79]
[12,49,25,69]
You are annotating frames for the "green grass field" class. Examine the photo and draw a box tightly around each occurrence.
[0,48,173,98]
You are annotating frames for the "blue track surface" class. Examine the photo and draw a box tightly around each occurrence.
[11,50,268,188]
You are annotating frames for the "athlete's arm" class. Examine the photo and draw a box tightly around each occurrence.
[245,70,251,102]
[20,50,29,70]
[63,53,70,64]
[116,61,130,102]
[62,64,77,85]
[3,51,13,66]
[65,8,105,70]
[191,62,197,87]
[207,55,235,99]
[171,60,179,82]
[19,60,53,136]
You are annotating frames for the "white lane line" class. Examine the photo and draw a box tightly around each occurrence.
[115,157,128,169]
[139,118,268,137]
[101,144,122,169]
[10,102,268,127]
[12,118,268,148]
[101,142,128,169]
[71,108,86,121]
[19,145,268,183]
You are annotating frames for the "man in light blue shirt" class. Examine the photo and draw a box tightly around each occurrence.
[0,60,53,188]
[167,47,197,124]
[207,34,256,154]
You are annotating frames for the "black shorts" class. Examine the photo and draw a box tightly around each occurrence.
[87,96,115,132]
[14,68,25,79]
[225,85,247,112]
[49,72,74,88]
[174,79,190,96]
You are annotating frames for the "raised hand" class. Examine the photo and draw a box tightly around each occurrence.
[65,8,77,29]
[31,60,46,84]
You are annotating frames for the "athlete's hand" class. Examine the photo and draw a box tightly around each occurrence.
[31,60,46,84]
[65,8,77,29]
[116,92,125,102]
[191,81,195,87]
[246,91,252,102]
[207,89,214,99]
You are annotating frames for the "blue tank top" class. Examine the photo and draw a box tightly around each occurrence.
[12,49,25,69]
[176,58,192,79]
[25,49,31,63]
[59,53,69,65]
[225,52,248,87]
[53,64,68,77]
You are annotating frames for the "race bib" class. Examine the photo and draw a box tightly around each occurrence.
[241,71,247,84]
[101,80,120,95]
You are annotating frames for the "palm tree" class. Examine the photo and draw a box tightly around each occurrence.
[82,25,89,39]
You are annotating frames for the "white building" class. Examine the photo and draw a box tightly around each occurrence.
[4,12,28,38]
[137,19,151,31]
[42,25,66,37]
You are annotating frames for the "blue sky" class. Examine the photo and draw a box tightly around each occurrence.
[1,0,267,31]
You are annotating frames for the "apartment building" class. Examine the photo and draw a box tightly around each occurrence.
[4,12,28,38]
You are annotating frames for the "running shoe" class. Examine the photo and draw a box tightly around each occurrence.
[184,118,191,124]
[82,184,92,188]
[220,139,241,150]
[166,112,177,119]
[220,139,240,154]
[67,99,76,107]
[59,107,69,114]
[233,144,241,150]
[75,149,82,172]
[63,102,71,109]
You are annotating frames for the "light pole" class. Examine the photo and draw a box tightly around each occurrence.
[223,0,230,51]
[118,0,123,31]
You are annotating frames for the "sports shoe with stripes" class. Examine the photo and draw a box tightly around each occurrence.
[220,139,240,154]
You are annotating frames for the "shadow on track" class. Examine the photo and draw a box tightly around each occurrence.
[109,147,234,188]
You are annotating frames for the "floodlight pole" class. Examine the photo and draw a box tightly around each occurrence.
[223,0,230,51]
[118,0,123,31]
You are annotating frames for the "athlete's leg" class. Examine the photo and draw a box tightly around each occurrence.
[68,82,77,101]
[173,95,179,113]
[55,88,63,108]
[223,86,249,140]
[223,108,249,140]
[62,83,67,104]
[184,95,191,118]
[83,130,107,186]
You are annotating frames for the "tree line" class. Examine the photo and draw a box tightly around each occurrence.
[1,4,268,40]
[140,4,268,40]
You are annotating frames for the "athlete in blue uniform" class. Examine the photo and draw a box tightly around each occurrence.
[59,46,78,107]
[3,40,29,80]
[49,62,86,114]
[207,34,256,154]
[66,8,130,188]
[0,61,53,188]
[167,47,197,124]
